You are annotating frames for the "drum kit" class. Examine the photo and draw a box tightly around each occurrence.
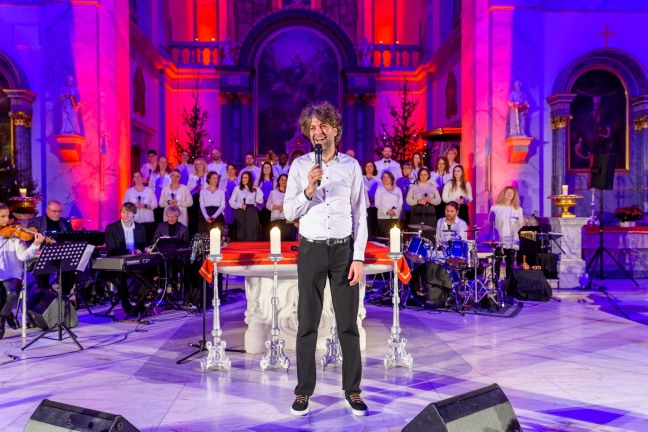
[402,224,506,312]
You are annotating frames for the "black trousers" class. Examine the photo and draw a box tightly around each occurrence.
[0,278,21,318]
[295,238,361,396]
[495,248,517,281]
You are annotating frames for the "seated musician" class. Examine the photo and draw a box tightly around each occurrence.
[104,202,147,314]
[151,206,190,247]
[28,200,75,295]
[435,201,468,243]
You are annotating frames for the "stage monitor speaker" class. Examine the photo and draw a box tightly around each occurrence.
[24,399,139,432]
[589,153,616,190]
[506,269,552,302]
[27,289,78,331]
[537,253,558,279]
[402,383,522,432]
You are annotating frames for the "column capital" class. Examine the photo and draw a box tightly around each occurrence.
[238,92,252,105]
[634,115,648,131]
[3,89,37,112]
[345,93,359,105]
[9,111,32,128]
[550,114,572,130]
[362,93,376,107]
[219,92,234,105]
[546,93,576,116]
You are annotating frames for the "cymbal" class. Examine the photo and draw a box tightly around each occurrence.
[480,240,503,247]
[408,224,436,232]
[465,226,482,233]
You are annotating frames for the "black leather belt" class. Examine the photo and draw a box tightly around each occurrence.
[300,235,352,246]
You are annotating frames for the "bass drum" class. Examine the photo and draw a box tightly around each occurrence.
[412,261,461,307]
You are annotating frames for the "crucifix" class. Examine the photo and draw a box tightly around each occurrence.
[597,24,616,48]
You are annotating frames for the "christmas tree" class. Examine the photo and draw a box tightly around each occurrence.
[375,79,424,162]
[172,83,210,163]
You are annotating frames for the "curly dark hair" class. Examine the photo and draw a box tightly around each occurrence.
[298,101,343,145]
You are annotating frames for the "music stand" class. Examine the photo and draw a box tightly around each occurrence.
[22,242,94,351]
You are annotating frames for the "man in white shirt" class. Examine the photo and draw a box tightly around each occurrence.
[140,149,158,186]
[436,201,468,243]
[207,147,227,180]
[272,152,291,177]
[284,101,368,418]
[237,152,261,184]
[375,145,402,180]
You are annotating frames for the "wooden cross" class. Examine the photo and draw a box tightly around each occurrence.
[597,24,616,47]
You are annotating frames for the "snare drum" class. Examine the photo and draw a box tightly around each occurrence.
[445,239,469,266]
[405,235,431,263]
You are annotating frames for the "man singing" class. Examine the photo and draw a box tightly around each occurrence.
[284,101,368,417]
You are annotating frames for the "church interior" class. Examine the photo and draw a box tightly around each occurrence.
[1,1,648,431]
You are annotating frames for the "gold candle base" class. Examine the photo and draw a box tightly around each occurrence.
[548,194,583,218]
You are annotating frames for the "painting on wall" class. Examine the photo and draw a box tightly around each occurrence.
[568,69,628,173]
[256,27,340,156]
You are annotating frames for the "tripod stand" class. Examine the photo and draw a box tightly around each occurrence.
[585,189,638,287]
[22,242,94,351]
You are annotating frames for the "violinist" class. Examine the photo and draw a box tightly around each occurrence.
[28,201,74,295]
[0,203,45,339]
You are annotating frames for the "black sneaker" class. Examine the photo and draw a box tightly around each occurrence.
[291,394,310,416]
[345,392,368,416]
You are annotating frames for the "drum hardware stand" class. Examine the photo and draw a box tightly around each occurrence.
[321,309,343,370]
[384,252,413,370]
[260,254,290,371]
[200,253,231,372]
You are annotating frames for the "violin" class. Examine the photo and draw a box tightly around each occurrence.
[0,225,55,243]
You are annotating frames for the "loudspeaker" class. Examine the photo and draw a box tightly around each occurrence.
[402,383,522,432]
[25,399,139,432]
[27,289,78,330]
[506,269,552,302]
[537,253,558,279]
[589,153,616,190]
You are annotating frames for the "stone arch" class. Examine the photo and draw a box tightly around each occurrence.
[0,50,29,89]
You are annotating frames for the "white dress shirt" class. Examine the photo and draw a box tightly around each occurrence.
[229,187,258,209]
[442,181,473,203]
[199,188,226,220]
[176,163,194,185]
[489,204,524,249]
[187,174,208,194]
[149,171,171,200]
[363,176,380,207]
[430,171,452,189]
[121,221,136,250]
[436,217,468,242]
[284,152,367,261]
[123,187,157,223]
[266,189,287,221]
[207,161,228,181]
[0,238,39,281]
[375,159,403,180]
[237,166,262,184]
[375,185,403,220]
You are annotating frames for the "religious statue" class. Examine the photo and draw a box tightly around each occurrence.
[360,37,373,67]
[222,37,235,66]
[508,80,529,137]
[59,74,81,135]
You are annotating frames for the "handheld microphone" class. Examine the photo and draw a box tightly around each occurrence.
[190,238,199,262]
[424,193,428,207]
[137,196,141,203]
[314,144,323,186]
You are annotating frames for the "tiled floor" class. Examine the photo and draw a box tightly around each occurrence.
[1,278,647,431]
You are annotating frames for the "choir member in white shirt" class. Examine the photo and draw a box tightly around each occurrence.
[256,161,276,241]
[375,171,403,238]
[266,174,296,240]
[123,171,158,242]
[237,152,262,184]
[199,172,226,233]
[140,149,158,186]
[395,162,414,226]
[283,101,368,416]
[430,156,452,219]
[149,156,171,223]
[176,150,195,185]
[206,147,227,182]
[272,152,291,177]
[435,201,468,243]
[489,186,524,280]
[229,171,259,241]
[410,152,426,181]
[442,164,473,225]
[406,168,441,239]
[159,169,193,227]
[363,161,380,238]
[446,146,459,172]
[222,164,238,241]
[187,157,208,235]
[375,145,402,180]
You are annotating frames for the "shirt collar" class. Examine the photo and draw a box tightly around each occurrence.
[121,221,135,231]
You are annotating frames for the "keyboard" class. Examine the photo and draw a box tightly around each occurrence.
[92,248,191,272]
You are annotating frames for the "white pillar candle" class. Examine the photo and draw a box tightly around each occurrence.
[561,184,569,195]
[270,226,281,255]
[389,226,401,254]
[210,228,221,255]
[19,188,27,198]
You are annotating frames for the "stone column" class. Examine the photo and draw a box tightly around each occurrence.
[546,94,576,212]
[362,94,376,162]
[3,89,36,184]
[549,217,588,289]
[343,93,358,154]
[239,92,253,156]
[219,91,234,163]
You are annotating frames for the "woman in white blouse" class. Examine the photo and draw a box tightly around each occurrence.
[187,157,208,236]
[159,169,193,227]
[123,171,158,242]
[266,174,296,241]
[199,172,225,233]
[410,152,426,181]
[229,171,259,241]
[442,164,473,225]
[222,164,238,241]
[375,171,403,238]
[406,168,441,239]
[256,161,276,241]
[363,161,380,238]
[489,185,524,280]
[149,156,171,223]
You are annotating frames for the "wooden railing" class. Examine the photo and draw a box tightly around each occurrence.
[168,42,225,69]
[361,44,423,71]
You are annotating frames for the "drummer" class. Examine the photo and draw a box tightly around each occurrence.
[436,201,467,243]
